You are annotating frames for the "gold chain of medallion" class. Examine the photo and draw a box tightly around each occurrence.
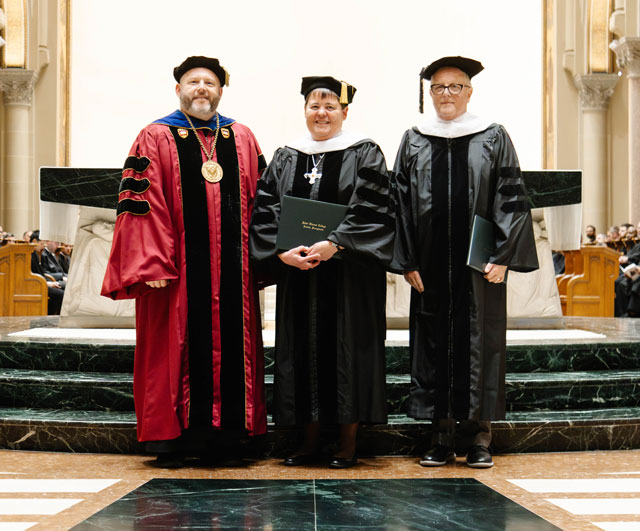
[183,111,223,183]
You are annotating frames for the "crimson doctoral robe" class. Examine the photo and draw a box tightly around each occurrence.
[102,110,267,443]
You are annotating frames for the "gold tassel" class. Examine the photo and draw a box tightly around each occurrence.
[340,81,348,105]
[224,68,230,87]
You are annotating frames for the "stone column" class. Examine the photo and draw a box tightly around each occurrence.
[0,70,37,235]
[611,37,640,225]
[573,73,618,234]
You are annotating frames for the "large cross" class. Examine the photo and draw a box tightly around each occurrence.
[304,166,322,185]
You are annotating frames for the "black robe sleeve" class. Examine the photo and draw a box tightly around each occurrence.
[389,130,419,273]
[249,148,287,285]
[488,127,539,273]
[328,142,395,266]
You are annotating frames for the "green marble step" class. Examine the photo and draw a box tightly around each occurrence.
[505,370,640,412]
[1,368,639,415]
[0,369,133,412]
[0,406,639,455]
[2,340,640,375]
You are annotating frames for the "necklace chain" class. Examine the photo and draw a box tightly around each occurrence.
[183,111,220,161]
[311,153,325,169]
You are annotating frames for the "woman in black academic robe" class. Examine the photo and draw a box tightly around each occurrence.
[250,76,395,468]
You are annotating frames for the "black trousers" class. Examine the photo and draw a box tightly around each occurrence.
[431,419,492,449]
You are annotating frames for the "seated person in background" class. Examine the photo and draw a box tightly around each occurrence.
[620,224,630,240]
[30,230,65,315]
[584,224,596,245]
[56,243,72,274]
[596,233,608,246]
[42,239,67,286]
[615,239,640,317]
[625,225,637,241]
[552,251,565,275]
[23,230,33,243]
[608,225,620,244]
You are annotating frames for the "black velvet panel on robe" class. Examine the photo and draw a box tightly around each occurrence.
[166,126,246,443]
[289,152,342,424]
[428,135,471,419]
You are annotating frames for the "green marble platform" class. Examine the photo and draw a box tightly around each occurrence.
[72,478,560,530]
[1,316,640,455]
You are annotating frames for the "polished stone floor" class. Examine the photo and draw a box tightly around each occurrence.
[0,450,639,530]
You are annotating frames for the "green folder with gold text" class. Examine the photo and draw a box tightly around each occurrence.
[276,195,348,250]
[466,214,508,283]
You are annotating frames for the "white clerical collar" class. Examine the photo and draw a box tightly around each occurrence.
[286,130,369,155]
[416,112,494,139]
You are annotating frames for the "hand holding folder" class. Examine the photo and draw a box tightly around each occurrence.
[466,215,508,283]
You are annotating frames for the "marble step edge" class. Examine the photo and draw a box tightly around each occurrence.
[0,407,639,428]
[2,369,640,387]
[4,342,640,375]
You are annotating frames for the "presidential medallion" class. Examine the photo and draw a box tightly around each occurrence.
[202,160,223,183]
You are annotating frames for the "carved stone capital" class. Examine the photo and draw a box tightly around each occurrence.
[573,73,619,111]
[610,37,640,79]
[0,69,38,105]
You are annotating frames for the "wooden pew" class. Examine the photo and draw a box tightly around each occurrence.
[0,243,48,316]
[561,246,620,317]
[557,250,584,315]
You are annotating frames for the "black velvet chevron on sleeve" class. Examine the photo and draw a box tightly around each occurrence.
[351,204,395,229]
[117,198,151,216]
[119,177,151,194]
[498,167,521,179]
[501,200,529,214]
[355,186,389,207]
[357,167,389,188]
[123,156,151,173]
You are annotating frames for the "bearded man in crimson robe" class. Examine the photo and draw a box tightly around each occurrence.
[102,56,267,468]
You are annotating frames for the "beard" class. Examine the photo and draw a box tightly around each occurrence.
[180,93,219,116]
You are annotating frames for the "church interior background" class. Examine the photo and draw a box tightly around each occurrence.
[1,1,640,529]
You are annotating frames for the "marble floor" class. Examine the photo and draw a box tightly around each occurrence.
[0,450,638,530]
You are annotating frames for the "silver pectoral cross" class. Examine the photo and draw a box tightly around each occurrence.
[304,166,322,185]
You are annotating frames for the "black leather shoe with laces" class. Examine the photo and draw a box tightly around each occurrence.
[419,445,455,467]
[466,445,493,468]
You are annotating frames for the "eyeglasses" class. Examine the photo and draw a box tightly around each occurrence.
[430,84,471,95]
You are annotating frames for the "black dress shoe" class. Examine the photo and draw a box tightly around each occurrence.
[466,445,493,468]
[419,445,455,467]
[282,453,319,466]
[153,452,185,469]
[328,455,357,469]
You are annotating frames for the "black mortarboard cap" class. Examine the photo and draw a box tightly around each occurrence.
[418,56,484,113]
[300,76,356,105]
[173,56,230,86]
